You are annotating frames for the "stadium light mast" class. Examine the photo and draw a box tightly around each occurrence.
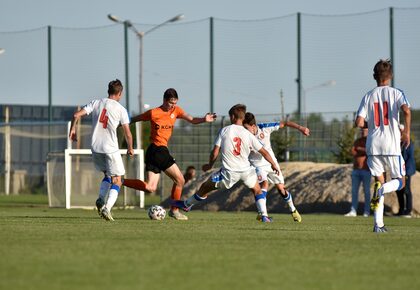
[302,80,336,117]
[107,13,184,149]
[299,80,336,161]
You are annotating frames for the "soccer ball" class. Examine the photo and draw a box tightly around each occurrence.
[148,205,166,220]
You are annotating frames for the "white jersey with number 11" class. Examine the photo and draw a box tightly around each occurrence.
[357,86,410,156]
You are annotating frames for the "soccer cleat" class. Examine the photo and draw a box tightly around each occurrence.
[373,225,388,233]
[172,200,193,212]
[344,210,357,217]
[256,214,273,223]
[291,209,302,222]
[168,209,188,221]
[96,198,105,216]
[101,207,114,221]
[363,212,370,218]
[370,181,382,211]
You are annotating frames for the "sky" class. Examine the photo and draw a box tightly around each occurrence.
[1,0,420,117]
[1,0,419,29]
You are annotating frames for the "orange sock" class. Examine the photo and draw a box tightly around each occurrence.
[123,179,147,191]
[171,184,182,211]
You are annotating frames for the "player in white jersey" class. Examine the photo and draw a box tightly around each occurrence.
[69,79,134,221]
[243,112,310,222]
[173,104,280,222]
[356,59,411,233]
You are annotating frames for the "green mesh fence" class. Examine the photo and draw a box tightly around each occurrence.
[1,9,420,196]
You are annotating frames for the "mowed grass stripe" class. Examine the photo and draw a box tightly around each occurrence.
[0,201,419,290]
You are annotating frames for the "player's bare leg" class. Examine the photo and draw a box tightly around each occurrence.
[122,171,160,193]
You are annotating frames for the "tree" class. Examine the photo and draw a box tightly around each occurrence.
[334,119,356,164]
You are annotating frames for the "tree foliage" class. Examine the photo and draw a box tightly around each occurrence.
[334,119,356,164]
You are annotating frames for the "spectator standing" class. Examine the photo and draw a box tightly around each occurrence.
[345,128,372,217]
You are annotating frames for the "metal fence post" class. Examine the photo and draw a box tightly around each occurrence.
[296,13,303,161]
[209,17,215,147]
[48,26,52,152]
[390,7,395,87]
[124,21,130,113]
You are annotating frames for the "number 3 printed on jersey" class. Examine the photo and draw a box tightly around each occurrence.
[99,108,109,129]
[374,101,389,127]
[233,137,242,156]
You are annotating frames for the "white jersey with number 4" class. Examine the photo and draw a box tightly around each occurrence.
[249,122,280,168]
[357,86,410,156]
[215,124,263,172]
[83,98,130,154]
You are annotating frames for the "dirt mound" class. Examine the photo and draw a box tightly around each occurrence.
[162,162,420,216]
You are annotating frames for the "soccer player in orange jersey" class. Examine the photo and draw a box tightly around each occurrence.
[123,88,217,220]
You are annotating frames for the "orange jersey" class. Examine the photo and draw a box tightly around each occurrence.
[140,106,185,147]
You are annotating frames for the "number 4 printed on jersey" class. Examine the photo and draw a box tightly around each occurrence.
[374,101,389,127]
[99,108,109,129]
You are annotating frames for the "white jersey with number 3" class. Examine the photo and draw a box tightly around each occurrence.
[357,86,410,155]
[83,98,130,154]
[214,124,263,172]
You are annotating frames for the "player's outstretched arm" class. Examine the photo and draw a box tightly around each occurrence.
[202,145,220,172]
[130,112,149,124]
[69,108,87,141]
[282,120,310,136]
[258,147,280,175]
[181,112,217,124]
[122,123,134,156]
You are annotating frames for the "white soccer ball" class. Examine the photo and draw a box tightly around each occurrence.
[148,205,166,220]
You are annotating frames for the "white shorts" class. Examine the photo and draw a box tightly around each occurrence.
[92,151,125,176]
[367,155,405,179]
[211,167,258,190]
[255,165,284,184]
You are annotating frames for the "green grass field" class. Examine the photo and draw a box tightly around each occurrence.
[1,195,420,290]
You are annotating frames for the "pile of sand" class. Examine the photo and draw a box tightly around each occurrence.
[163,162,419,216]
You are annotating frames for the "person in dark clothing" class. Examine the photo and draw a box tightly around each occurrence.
[396,124,416,217]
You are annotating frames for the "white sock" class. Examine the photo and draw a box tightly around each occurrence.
[98,177,111,201]
[284,191,296,212]
[374,195,385,227]
[382,179,402,194]
[105,184,120,210]
[255,194,268,216]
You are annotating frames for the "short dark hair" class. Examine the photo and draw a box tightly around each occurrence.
[243,112,257,126]
[228,104,246,120]
[163,88,178,100]
[373,59,393,82]
[108,79,123,95]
